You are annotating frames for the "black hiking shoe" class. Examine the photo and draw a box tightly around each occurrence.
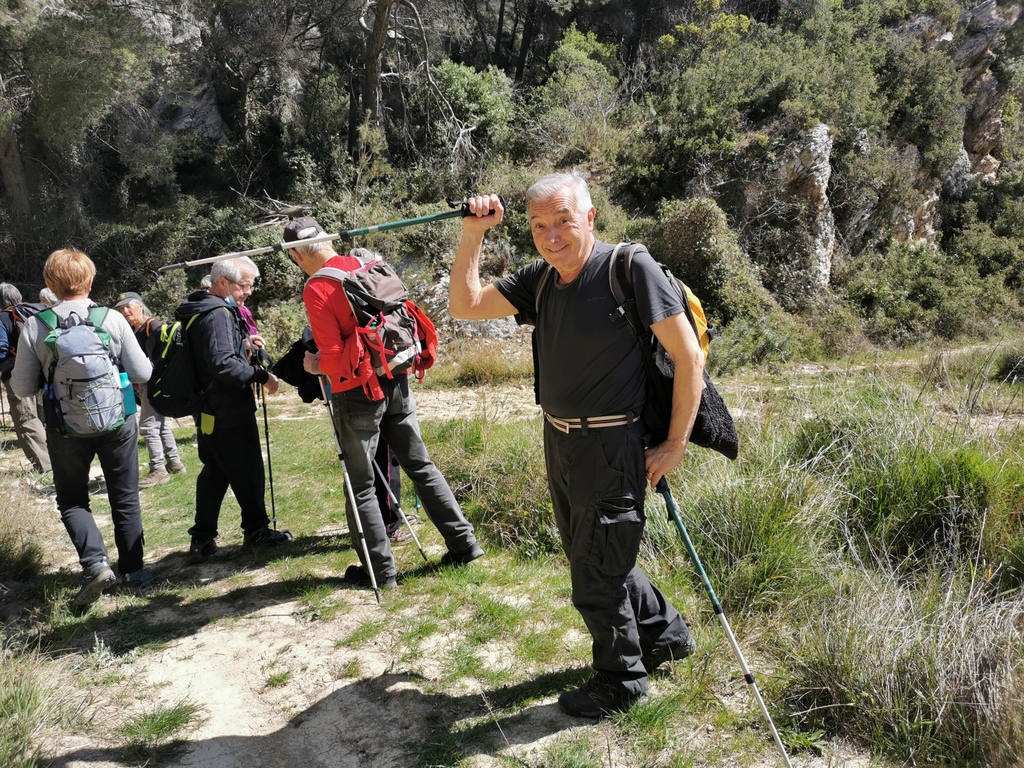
[71,559,116,610]
[188,537,218,564]
[121,567,164,595]
[440,543,485,567]
[642,633,697,675]
[558,675,648,719]
[343,564,397,590]
[243,526,293,548]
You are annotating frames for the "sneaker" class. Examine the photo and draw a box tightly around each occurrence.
[558,675,648,719]
[243,526,294,548]
[642,633,697,675]
[343,564,397,590]
[389,528,413,544]
[121,567,162,594]
[167,459,187,474]
[188,537,218,564]
[139,468,170,489]
[440,543,485,567]
[71,559,116,610]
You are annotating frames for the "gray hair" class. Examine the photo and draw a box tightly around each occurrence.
[292,239,334,258]
[199,274,213,290]
[0,282,23,307]
[211,257,259,284]
[526,171,593,217]
[129,299,153,319]
[39,287,58,305]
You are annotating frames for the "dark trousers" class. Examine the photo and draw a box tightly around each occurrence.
[544,417,691,696]
[191,418,269,539]
[47,416,144,575]
[375,440,403,534]
[331,375,477,582]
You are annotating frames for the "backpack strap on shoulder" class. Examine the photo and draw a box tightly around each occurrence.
[607,242,645,338]
[533,263,556,316]
[36,308,58,332]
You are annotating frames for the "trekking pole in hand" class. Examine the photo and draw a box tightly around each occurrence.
[254,349,278,531]
[656,478,794,768]
[318,378,381,605]
[372,459,428,562]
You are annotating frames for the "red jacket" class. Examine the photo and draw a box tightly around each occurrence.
[303,254,386,400]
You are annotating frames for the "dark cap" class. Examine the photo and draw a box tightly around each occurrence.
[114,291,143,308]
[283,216,325,243]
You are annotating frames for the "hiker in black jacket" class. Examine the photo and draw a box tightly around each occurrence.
[177,256,292,564]
[450,173,704,719]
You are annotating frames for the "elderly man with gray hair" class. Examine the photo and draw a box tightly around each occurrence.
[175,257,292,563]
[114,291,185,487]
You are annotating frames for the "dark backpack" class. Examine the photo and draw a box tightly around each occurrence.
[37,306,127,437]
[0,302,46,378]
[147,312,210,418]
[311,257,438,382]
[535,242,738,459]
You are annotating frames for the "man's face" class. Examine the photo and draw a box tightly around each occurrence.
[528,189,596,277]
[215,268,256,305]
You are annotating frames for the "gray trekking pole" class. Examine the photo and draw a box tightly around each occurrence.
[157,201,496,273]
[371,460,428,562]
[253,350,278,531]
[318,378,381,605]
[656,478,794,768]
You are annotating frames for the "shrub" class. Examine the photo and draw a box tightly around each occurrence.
[783,561,1024,764]
[255,299,308,362]
[651,197,776,327]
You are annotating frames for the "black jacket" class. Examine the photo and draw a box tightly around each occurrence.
[176,291,269,426]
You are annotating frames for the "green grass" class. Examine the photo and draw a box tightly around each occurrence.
[120,699,204,765]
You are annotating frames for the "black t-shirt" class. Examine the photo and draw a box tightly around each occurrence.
[494,240,684,418]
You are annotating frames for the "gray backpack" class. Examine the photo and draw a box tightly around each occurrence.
[37,306,126,437]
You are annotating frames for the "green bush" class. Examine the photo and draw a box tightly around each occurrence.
[651,198,776,327]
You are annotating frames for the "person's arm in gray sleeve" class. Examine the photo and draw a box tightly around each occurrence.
[108,311,153,383]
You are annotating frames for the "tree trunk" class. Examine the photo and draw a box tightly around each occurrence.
[493,0,507,67]
[0,119,32,235]
[514,0,538,84]
[362,0,398,125]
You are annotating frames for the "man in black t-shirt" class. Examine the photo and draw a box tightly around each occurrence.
[449,172,705,718]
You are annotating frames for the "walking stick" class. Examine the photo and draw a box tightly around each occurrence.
[371,460,428,562]
[253,350,278,531]
[158,202,486,273]
[656,478,794,768]
[319,378,381,605]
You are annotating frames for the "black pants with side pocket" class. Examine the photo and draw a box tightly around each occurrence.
[545,417,691,696]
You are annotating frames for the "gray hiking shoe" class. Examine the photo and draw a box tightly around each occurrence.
[243,526,293,548]
[71,559,116,610]
[139,468,170,489]
[167,459,187,474]
[642,633,697,675]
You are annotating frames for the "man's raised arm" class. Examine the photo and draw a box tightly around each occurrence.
[449,194,518,320]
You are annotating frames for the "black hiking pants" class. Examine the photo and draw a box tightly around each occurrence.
[544,417,692,696]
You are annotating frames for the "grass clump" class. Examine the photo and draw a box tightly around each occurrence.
[120,699,204,765]
[783,559,1024,764]
[0,646,56,768]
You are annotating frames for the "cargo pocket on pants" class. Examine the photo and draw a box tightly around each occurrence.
[590,497,644,576]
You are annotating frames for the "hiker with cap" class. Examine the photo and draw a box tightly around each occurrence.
[1,282,50,473]
[449,172,703,718]
[114,291,186,488]
[176,256,292,564]
[11,249,158,606]
[285,216,484,590]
